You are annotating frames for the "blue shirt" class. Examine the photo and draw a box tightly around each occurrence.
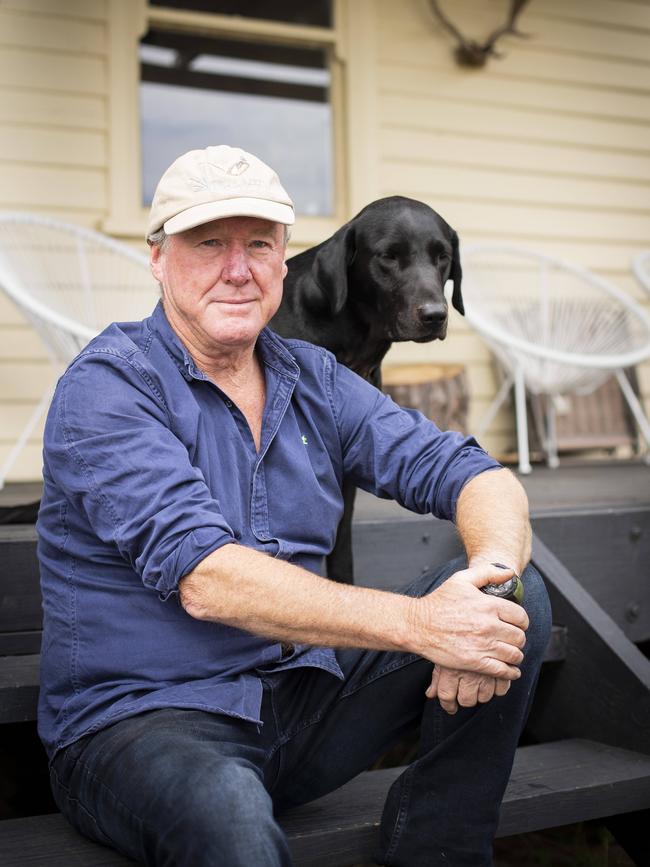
[37,301,501,759]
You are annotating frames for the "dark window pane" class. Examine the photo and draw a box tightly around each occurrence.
[149,0,332,28]
[139,30,333,216]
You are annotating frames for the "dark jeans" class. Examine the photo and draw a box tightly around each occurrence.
[49,558,551,867]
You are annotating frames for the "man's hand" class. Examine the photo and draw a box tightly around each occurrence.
[426,665,511,714]
[408,561,529,681]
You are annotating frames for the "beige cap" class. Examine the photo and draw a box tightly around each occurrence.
[147,145,295,237]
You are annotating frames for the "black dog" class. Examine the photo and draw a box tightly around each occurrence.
[270,195,464,582]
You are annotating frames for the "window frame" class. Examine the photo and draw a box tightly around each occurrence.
[103,0,346,246]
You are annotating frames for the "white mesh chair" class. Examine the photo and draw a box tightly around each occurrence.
[0,212,157,487]
[633,251,650,297]
[461,244,650,474]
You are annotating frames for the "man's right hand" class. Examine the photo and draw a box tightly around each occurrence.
[407,561,529,681]
[426,665,511,714]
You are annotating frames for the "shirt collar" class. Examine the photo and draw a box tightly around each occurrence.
[147,300,299,382]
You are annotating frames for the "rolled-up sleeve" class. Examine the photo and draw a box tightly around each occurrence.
[45,350,234,598]
[327,359,502,521]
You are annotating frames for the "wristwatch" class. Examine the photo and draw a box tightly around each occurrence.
[481,562,524,604]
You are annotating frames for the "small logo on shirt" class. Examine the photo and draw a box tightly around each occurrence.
[301,434,308,445]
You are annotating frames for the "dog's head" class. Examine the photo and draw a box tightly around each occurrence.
[306,196,463,342]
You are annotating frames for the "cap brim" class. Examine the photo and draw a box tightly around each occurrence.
[164,197,295,234]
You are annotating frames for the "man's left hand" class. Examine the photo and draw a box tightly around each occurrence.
[426,665,511,715]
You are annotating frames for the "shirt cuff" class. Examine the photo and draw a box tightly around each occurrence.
[155,526,235,600]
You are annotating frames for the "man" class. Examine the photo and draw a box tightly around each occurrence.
[38,145,551,867]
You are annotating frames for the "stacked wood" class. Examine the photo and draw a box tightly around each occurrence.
[382,363,469,433]
[529,373,637,454]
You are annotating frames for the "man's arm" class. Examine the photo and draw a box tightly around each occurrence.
[455,466,532,575]
[179,517,528,681]
[427,467,533,713]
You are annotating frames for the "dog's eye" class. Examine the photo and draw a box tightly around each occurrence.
[381,250,398,262]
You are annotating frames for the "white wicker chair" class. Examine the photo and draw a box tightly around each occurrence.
[633,251,650,297]
[461,244,650,474]
[0,212,157,487]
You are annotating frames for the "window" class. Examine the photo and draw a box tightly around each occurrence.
[139,27,334,216]
[103,0,343,240]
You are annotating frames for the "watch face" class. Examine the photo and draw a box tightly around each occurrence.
[483,578,517,597]
[482,576,523,603]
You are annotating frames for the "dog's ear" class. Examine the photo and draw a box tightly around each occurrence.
[306,223,357,316]
[449,230,464,316]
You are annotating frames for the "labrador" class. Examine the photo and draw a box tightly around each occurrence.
[270,195,464,583]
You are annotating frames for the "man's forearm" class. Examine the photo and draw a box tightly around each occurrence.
[455,467,532,574]
[180,543,414,653]
[179,534,528,682]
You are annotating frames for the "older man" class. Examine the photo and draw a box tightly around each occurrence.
[38,145,551,867]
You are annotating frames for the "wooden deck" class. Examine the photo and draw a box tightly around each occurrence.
[3,457,650,518]
[356,458,650,520]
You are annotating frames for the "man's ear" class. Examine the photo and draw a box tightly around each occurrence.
[304,223,357,316]
[150,242,164,285]
[449,230,464,316]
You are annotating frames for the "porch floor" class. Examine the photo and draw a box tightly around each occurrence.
[1,458,649,521]
[356,457,650,520]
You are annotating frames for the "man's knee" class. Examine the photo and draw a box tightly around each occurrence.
[520,563,552,664]
[400,555,467,599]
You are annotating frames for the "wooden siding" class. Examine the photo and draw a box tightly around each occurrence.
[0,0,649,476]
[375,0,650,454]
[0,0,109,478]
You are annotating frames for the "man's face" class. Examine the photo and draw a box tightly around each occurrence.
[150,216,287,356]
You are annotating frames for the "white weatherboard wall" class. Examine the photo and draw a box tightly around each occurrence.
[372,0,650,455]
[0,0,110,479]
[1,0,650,478]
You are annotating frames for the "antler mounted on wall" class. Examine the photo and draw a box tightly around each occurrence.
[428,0,531,68]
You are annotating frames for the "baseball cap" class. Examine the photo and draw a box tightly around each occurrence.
[147,145,295,237]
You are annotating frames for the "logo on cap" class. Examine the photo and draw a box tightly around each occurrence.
[228,158,250,176]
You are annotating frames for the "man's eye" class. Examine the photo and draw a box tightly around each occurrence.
[200,239,221,247]
[250,240,270,249]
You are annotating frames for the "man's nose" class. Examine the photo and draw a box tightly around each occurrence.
[221,246,252,285]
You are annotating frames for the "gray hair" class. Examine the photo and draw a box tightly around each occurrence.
[146,227,169,250]
[146,224,291,249]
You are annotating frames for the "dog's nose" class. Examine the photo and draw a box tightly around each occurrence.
[417,303,447,327]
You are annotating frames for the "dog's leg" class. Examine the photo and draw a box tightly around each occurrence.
[326,480,356,584]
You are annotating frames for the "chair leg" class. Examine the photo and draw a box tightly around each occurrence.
[514,366,532,474]
[545,394,560,469]
[0,388,52,490]
[615,369,650,461]
[476,370,514,440]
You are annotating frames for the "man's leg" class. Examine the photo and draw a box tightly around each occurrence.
[49,705,291,867]
[272,557,551,867]
[377,561,551,866]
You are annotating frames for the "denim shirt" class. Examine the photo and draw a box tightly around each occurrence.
[37,301,501,759]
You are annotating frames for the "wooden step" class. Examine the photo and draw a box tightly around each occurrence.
[4,505,650,645]
[0,625,568,725]
[0,740,648,867]
[0,653,40,724]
